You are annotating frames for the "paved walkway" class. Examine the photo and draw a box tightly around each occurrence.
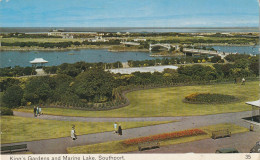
[13,111,182,122]
[2,111,259,154]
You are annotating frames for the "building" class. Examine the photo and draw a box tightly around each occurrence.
[30,58,48,67]
[133,38,147,42]
[30,58,48,75]
[88,36,109,42]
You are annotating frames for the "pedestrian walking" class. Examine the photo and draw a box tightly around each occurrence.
[118,125,122,136]
[36,106,39,116]
[39,106,42,116]
[33,106,37,117]
[71,126,77,140]
[241,78,246,85]
[114,122,117,134]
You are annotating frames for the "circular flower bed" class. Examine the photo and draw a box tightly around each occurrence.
[184,93,238,104]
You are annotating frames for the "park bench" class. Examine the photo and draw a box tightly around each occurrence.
[138,141,160,151]
[212,129,231,139]
[1,144,28,154]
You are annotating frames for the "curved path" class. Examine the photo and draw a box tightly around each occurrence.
[2,111,259,154]
[13,111,183,122]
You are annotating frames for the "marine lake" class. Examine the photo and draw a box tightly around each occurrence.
[0,45,259,68]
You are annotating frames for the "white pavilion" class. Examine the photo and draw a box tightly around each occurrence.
[30,58,48,75]
[30,58,48,68]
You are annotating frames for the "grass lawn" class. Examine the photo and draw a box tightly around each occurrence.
[15,81,259,117]
[142,36,253,42]
[67,123,248,154]
[0,116,173,144]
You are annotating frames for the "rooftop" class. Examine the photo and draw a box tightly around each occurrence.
[246,100,260,108]
[30,58,48,64]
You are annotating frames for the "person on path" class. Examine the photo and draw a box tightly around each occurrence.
[241,78,246,85]
[36,106,39,116]
[39,105,42,115]
[39,107,42,115]
[118,125,122,136]
[33,106,37,117]
[71,126,77,140]
[114,122,117,134]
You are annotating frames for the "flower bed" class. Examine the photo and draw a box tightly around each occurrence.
[184,92,238,104]
[123,129,206,145]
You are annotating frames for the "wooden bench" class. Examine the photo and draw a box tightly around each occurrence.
[138,141,160,151]
[212,129,231,139]
[1,144,28,154]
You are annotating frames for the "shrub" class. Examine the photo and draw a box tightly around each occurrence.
[184,93,238,104]
[123,129,206,145]
[1,107,13,115]
[2,85,24,108]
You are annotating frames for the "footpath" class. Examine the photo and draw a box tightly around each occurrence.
[1,111,258,154]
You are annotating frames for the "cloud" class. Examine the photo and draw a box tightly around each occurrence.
[6,0,9,2]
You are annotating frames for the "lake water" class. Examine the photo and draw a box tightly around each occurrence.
[0,45,258,68]
[0,49,156,68]
[212,46,259,55]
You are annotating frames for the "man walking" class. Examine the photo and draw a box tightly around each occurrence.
[33,106,37,117]
[71,126,77,140]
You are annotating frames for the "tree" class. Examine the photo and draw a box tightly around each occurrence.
[234,59,249,69]
[210,56,221,63]
[72,68,115,102]
[24,77,53,104]
[3,85,23,108]
[249,62,259,76]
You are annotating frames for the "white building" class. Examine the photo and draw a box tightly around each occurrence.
[133,38,147,42]
[88,36,109,42]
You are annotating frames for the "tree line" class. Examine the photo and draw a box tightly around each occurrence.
[1,54,258,111]
[2,33,62,38]
[1,41,79,48]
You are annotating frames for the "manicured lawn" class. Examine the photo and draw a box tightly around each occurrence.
[15,81,259,117]
[67,123,248,154]
[0,116,173,144]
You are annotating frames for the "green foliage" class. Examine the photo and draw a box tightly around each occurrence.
[184,93,238,104]
[0,107,13,115]
[234,59,249,69]
[72,68,116,102]
[210,56,222,63]
[177,64,217,81]
[0,78,21,92]
[2,41,73,48]
[2,85,23,108]
[0,66,36,77]
[225,54,251,62]
[2,32,62,38]
[43,66,58,74]
[249,62,259,75]
[24,77,53,104]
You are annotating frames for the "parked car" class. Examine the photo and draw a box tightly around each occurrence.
[250,141,260,153]
[215,148,239,153]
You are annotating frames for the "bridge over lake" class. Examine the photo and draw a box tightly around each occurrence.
[149,43,175,51]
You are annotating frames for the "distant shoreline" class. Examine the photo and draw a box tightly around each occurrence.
[0,27,259,33]
[0,44,258,51]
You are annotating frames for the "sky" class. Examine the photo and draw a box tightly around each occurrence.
[0,0,259,27]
